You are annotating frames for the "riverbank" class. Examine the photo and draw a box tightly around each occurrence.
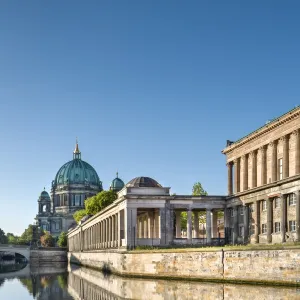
[69,246,300,286]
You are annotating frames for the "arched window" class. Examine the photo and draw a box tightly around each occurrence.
[42,205,47,212]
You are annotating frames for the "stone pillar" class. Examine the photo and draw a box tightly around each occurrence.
[148,211,154,239]
[212,210,218,238]
[144,216,148,238]
[187,209,192,243]
[206,209,212,244]
[175,211,181,238]
[159,207,166,245]
[111,216,115,246]
[242,155,248,191]
[117,211,121,247]
[232,207,238,244]
[270,141,278,182]
[254,201,260,243]
[227,162,233,195]
[281,195,287,243]
[243,205,249,244]
[282,135,289,179]
[234,159,240,193]
[105,219,109,248]
[260,146,267,185]
[251,151,257,188]
[194,212,199,238]
[267,198,273,243]
[296,190,300,242]
[295,130,300,175]
[125,207,137,249]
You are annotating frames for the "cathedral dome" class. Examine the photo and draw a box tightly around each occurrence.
[126,176,162,188]
[53,142,102,189]
[110,173,125,192]
[39,189,50,201]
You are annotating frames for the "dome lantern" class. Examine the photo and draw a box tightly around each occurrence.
[110,172,125,192]
[73,138,81,160]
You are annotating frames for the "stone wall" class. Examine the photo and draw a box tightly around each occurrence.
[69,248,300,285]
[30,249,67,265]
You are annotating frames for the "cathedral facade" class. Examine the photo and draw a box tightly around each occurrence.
[35,143,124,237]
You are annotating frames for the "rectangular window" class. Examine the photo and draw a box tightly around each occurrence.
[288,193,296,206]
[274,197,281,208]
[289,220,296,232]
[262,224,267,234]
[262,200,267,211]
[274,222,281,233]
[279,158,283,180]
[42,224,48,231]
[230,209,234,217]
[239,206,244,215]
[239,226,244,237]
[55,222,60,230]
[75,195,80,206]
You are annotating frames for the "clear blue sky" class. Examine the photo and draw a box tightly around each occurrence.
[0,1,299,235]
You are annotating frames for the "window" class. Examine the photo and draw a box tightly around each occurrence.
[75,195,80,206]
[55,222,60,230]
[279,158,283,180]
[230,209,234,217]
[239,206,244,215]
[274,222,281,233]
[262,200,267,211]
[239,226,244,237]
[288,193,296,206]
[262,224,267,234]
[250,225,255,235]
[289,220,296,232]
[274,197,281,208]
[42,224,48,231]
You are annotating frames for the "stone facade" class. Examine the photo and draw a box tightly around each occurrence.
[223,106,300,244]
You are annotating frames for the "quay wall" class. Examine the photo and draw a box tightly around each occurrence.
[68,249,300,285]
[31,249,67,265]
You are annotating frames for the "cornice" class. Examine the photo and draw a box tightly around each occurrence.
[222,106,300,155]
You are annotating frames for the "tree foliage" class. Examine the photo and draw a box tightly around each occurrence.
[40,232,55,247]
[57,232,67,248]
[0,228,8,244]
[73,190,117,223]
[192,182,208,196]
[6,233,19,244]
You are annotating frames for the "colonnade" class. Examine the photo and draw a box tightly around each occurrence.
[227,130,300,195]
[137,210,160,239]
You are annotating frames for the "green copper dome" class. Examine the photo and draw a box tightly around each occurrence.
[53,143,102,189]
[110,173,125,192]
[39,189,50,201]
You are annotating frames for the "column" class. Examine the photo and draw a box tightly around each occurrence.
[117,211,121,247]
[159,208,166,245]
[254,201,260,243]
[111,216,115,246]
[187,209,192,243]
[270,141,277,182]
[281,195,287,243]
[232,207,238,244]
[260,146,267,185]
[206,209,212,244]
[212,210,218,238]
[125,207,137,249]
[243,205,249,244]
[227,162,233,195]
[234,159,240,193]
[282,135,289,179]
[148,211,154,239]
[144,216,148,238]
[175,211,181,238]
[242,155,248,191]
[295,130,300,175]
[295,190,300,242]
[105,219,109,248]
[194,212,199,238]
[267,199,273,243]
[251,151,257,188]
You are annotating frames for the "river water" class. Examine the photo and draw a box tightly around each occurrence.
[0,260,299,299]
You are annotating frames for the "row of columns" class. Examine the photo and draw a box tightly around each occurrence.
[175,210,219,243]
[253,190,300,243]
[227,130,300,195]
[137,211,160,239]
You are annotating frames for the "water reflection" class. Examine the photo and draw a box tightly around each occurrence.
[68,264,300,300]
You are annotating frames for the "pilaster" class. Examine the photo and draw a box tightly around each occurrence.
[267,198,273,243]
[206,209,212,244]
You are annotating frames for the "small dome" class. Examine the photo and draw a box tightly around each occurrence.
[110,173,125,192]
[126,176,162,188]
[39,189,50,201]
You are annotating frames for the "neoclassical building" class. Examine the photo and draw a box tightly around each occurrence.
[35,143,124,237]
[223,106,300,244]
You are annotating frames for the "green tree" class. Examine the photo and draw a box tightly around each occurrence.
[192,182,208,196]
[6,233,19,244]
[40,232,55,247]
[73,190,117,223]
[73,209,88,224]
[57,232,67,248]
[0,228,8,244]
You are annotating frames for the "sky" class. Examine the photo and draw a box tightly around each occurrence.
[0,1,300,235]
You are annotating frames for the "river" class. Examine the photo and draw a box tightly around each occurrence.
[0,260,299,299]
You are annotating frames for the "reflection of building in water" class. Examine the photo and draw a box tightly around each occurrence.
[68,265,299,300]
